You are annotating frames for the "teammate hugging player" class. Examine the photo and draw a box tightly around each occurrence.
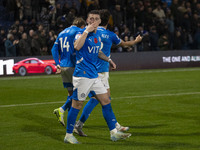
[74,9,143,136]
[64,10,131,144]
[51,18,86,126]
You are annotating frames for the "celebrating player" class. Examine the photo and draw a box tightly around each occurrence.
[51,17,86,126]
[64,10,131,144]
[74,9,143,136]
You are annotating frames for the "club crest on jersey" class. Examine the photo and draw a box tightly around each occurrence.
[81,93,86,98]
[75,33,81,40]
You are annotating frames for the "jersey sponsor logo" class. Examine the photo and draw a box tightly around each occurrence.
[89,37,92,42]
[101,34,109,39]
[88,46,100,53]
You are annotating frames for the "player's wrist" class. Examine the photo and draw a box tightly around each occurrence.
[56,65,61,69]
[108,58,112,63]
[84,30,89,34]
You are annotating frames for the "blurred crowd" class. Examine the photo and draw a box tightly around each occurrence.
[0,0,200,57]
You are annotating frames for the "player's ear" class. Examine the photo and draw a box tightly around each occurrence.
[98,18,101,25]
[86,18,89,25]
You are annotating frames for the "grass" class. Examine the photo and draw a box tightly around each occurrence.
[0,68,200,150]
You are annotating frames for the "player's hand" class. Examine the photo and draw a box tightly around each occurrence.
[135,35,143,43]
[85,22,98,33]
[56,65,61,74]
[109,60,116,70]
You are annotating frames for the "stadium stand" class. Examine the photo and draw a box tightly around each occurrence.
[0,0,200,57]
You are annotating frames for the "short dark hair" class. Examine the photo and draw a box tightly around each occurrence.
[99,9,110,26]
[87,10,100,17]
[72,17,86,28]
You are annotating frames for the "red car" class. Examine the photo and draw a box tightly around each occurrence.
[13,58,57,76]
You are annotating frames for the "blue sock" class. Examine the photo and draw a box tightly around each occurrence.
[102,103,117,131]
[61,96,72,112]
[79,98,99,123]
[66,107,80,133]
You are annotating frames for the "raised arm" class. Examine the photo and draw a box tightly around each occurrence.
[74,23,97,51]
[119,35,143,47]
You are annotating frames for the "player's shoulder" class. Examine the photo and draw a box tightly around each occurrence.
[98,27,116,36]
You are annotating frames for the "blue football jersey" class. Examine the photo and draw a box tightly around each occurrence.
[73,29,102,78]
[96,27,121,72]
[51,26,81,67]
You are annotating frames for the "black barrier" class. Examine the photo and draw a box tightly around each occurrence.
[0,50,200,76]
[111,50,200,70]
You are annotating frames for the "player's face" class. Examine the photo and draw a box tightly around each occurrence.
[87,14,101,29]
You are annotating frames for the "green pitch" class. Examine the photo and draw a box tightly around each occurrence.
[0,68,200,150]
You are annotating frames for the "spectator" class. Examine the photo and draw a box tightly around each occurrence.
[5,33,19,57]
[170,0,180,26]
[153,4,166,22]
[31,0,40,20]
[27,29,34,45]
[22,19,30,33]
[31,32,41,56]
[55,3,63,19]
[126,2,136,30]
[79,0,87,19]
[71,0,81,13]
[38,29,48,55]
[144,6,155,29]
[22,0,32,20]
[122,36,133,52]
[135,2,146,27]
[18,32,31,56]
[136,26,150,51]
[173,29,182,50]
[29,19,38,31]
[193,22,200,49]
[40,7,53,30]
[165,9,175,49]
[181,12,191,32]
[62,2,70,15]
[88,0,100,12]
[11,20,20,31]
[112,5,123,29]
[16,0,23,20]
[47,30,57,54]
[39,0,51,11]
[120,26,131,40]
[158,33,169,50]
[149,26,159,51]
[17,25,24,39]
[0,29,7,57]
[177,1,187,14]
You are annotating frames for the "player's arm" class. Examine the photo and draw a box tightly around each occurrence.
[119,35,143,47]
[98,50,116,70]
[51,43,60,65]
[74,23,96,51]
[51,40,61,74]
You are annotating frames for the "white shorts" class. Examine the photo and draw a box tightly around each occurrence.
[72,76,107,101]
[61,67,74,90]
[98,72,110,90]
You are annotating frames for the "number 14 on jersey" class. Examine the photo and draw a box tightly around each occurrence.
[59,37,70,52]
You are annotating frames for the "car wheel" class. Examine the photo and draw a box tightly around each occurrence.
[18,66,27,76]
[45,66,52,75]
